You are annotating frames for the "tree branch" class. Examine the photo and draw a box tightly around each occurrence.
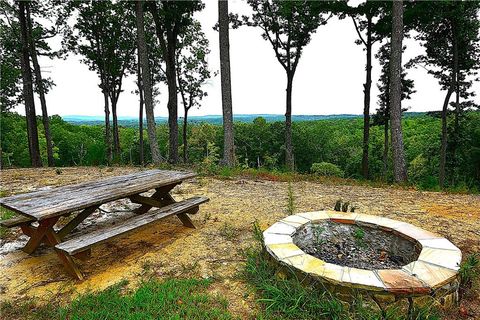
[351,16,367,47]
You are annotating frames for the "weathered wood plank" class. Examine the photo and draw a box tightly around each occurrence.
[0,215,34,228]
[129,194,164,207]
[0,170,196,221]
[132,183,178,214]
[55,196,209,255]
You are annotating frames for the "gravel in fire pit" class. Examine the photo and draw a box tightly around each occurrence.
[293,221,419,270]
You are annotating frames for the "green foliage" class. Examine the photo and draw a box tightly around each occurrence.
[244,246,345,320]
[459,254,480,289]
[310,162,344,177]
[354,227,366,247]
[1,112,479,192]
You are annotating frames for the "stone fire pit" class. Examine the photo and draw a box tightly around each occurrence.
[263,211,462,307]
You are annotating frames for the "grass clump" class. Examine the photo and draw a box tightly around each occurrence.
[0,207,16,238]
[459,253,480,299]
[220,222,238,241]
[1,278,233,320]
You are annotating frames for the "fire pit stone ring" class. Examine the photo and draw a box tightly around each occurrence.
[263,211,461,307]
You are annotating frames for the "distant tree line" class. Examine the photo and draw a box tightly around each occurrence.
[1,0,479,190]
[2,112,480,191]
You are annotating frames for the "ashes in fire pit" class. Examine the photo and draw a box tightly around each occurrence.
[293,221,419,270]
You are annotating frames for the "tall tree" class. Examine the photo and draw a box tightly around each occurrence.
[135,0,162,165]
[25,3,54,166]
[18,0,41,167]
[0,1,22,112]
[245,0,330,171]
[66,1,136,161]
[132,12,165,166]
[176,20,211,163]
[349,1,386,178]
[389,0,407,183]
[372,41,414,179]
[148,1,204,164]
[136,50,145,166]
[408,1,480,188]
[218,0,235,167]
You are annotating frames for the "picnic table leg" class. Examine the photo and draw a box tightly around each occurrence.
[22,217,59,254]
[43,230,84,280]
[133,184,178,214]
[57,205,100,240]
[21,217,83,279]
[130,187,197,229]
[162,193,196,229]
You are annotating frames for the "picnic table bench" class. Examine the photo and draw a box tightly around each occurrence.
[0,169,209,280]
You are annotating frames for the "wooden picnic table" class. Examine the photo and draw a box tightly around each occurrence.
[0,169,209,280]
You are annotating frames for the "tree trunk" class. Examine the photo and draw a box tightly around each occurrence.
[389,0,407,183]
[383,118,389,179]
[439,24,458,189]
[219,0,235,167]
[183,110,188,163]
[25,3,54,167]
[18,1,41,167]
[137,56,144,166]
[135,0,162,165]
[111,95,120,157]
[361,16,373,179]
[103,90,112,163]
[439,88,454,189]
[285,72,294,171]
[166,30,179,164]
[451,76,460,185]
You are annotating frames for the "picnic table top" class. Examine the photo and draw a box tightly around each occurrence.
[0,169,196,221]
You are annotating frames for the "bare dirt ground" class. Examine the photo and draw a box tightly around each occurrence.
[0,167,479,319]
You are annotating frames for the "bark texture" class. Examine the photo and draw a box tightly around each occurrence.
[389,0,407,183]
[439,24,458,189]
[149,3,179,164]
[165,30,179,164]
[25,4,54,166]
[135,0,162,165]
[285,73,294,170]
[111,97,120,157]
[137,52,144,166]
[218,0,235,167]
[177,70,190,164]
[103,91,111,163]
[361,16,373,179]
[18,1,42,167]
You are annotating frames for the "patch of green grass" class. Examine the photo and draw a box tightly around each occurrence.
[244,222,441,320]
[459,253,479,290]
[1,278,233,320]
[0,207,15,238]
[0,207,15,220]
[353,227,366,247]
